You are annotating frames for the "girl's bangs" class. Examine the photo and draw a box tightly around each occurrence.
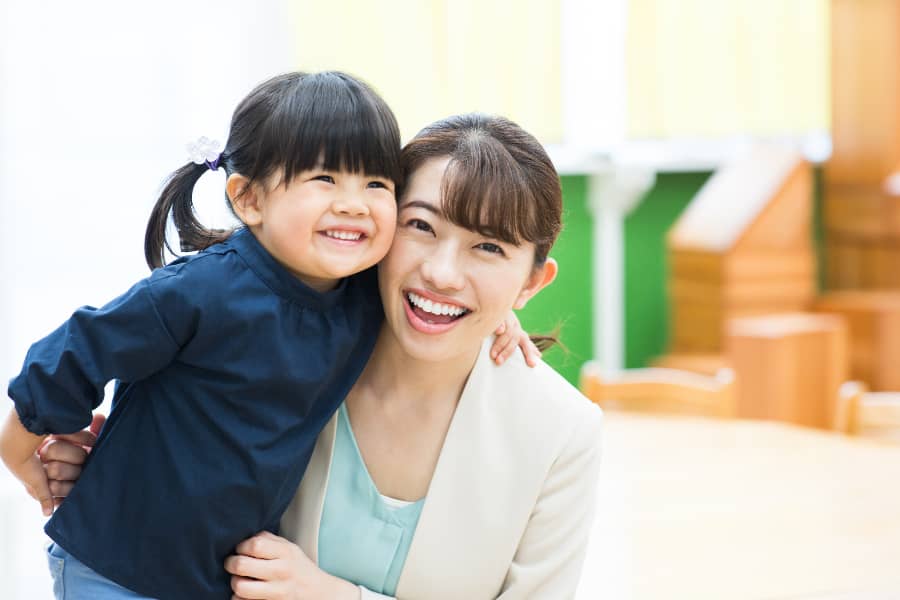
[264,74,401,185]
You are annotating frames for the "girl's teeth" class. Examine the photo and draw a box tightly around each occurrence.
[407,292,467,317]
[326,230,362,240]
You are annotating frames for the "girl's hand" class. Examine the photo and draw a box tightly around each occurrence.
[39,414,105,508]
[225,531,359,600]
[491,311,541,367]
[1,409,52,516]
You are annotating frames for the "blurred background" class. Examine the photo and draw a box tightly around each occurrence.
[3,0,899,598]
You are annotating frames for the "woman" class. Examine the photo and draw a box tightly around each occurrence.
[43,114,603,600]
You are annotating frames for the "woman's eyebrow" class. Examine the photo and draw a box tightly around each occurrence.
[399,200,441,214]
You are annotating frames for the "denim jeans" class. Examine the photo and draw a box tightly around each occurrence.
[46,543,158,600]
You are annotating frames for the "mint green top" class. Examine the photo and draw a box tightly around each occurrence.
[318,404,425,596]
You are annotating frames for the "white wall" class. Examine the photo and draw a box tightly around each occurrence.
[0,2,295,597]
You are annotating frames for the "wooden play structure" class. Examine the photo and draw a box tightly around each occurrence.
[664,146,816,356]
[579,363,736,418]
[813,291,900,391]
[825,0,900,290]
[726,313,847,429]
[836,381,900,444]
[605,0,900,430]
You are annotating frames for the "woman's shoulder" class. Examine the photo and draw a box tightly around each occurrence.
[487,341,599,409]
[472,339,603,445]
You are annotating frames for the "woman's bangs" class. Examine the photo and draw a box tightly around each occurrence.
[440,145,542,247]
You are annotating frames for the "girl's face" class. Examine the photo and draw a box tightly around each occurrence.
[229,167,397,292]
[378,156,555,365]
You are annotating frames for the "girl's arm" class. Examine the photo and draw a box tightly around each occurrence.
[491,311,542,367]
[8,273,196,438]
[39,414,104,508]
[496,407,603,599]
[0,409,51,515]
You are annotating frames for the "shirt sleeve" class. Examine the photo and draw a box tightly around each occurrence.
[7,270,197,435]
[496,406,604,600]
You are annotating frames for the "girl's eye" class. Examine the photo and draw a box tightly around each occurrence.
[405,218,434,234]
[367,180,389,189]
[476,242,506,256]
[313,174,335,184]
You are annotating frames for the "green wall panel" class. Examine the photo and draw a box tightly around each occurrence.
[623,172,712,368]
[518,175,593,385]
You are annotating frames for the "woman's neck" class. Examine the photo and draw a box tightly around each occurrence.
[354,325,482,412]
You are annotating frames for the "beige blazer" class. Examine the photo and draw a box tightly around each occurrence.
[280,339,603,600]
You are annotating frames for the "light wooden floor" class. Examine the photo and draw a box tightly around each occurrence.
[576,412,900,599]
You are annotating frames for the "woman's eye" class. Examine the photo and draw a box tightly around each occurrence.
[405,218,434,234]
[476,242,505,256]
[313,174,335,184]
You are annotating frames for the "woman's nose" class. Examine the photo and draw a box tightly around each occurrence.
[421,244,465,291]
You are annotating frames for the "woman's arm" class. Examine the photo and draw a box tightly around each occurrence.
[225,531,364,600]
[497,407,603,599]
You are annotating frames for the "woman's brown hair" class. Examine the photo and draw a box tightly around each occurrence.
[400,114,563,349]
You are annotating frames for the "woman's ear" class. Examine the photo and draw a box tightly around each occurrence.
[226,174,263,226]
[513,257,558,310]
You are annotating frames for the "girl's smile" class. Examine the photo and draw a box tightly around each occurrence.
[228,168,397,292]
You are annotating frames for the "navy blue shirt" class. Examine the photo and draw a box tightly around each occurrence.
[8,228,383,599]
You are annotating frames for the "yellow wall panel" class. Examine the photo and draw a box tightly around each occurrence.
[289,0,561,142]
[628,0,830,138]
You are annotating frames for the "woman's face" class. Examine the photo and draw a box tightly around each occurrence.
[378,155,553,365]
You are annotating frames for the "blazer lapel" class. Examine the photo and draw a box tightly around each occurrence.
[396,340,512,599]
[282,413,337,563]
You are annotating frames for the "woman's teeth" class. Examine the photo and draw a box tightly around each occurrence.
[325,230,363,240]
[407,292,468,317]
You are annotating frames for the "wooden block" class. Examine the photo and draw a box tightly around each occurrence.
[736,160,813,252]
[825,235,900,290]
[814,291,900,390]
[669,250,723,282]
[723,252,816,282]
[825,236,864,290]
[829,0,900,185]
[726,313,848,428]
[651,353,729,376]
[823,184,900,238]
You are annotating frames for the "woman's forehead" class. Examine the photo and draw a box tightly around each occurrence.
[402,155,452,200]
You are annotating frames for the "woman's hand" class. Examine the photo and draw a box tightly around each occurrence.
[491,311,541,367]
[39,413,105,508]
[225,531,359,600]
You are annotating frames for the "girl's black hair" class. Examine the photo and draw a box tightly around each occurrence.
[145,71,402,269]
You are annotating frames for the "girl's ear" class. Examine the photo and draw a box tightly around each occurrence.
[226,174,263,226]
[513,258,558,310]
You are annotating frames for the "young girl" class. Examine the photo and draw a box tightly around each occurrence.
[1,71,404,600]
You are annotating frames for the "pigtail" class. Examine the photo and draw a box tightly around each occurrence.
[144,162,232,270]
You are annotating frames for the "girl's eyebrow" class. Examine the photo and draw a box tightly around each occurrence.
[399,200,441,214]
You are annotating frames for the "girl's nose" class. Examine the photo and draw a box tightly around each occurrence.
[421,243,465,291]
[332,193,369,217]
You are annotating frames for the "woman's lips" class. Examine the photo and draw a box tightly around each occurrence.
[403,290,470,334]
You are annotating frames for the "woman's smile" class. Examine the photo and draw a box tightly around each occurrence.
[403,288,472,333]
